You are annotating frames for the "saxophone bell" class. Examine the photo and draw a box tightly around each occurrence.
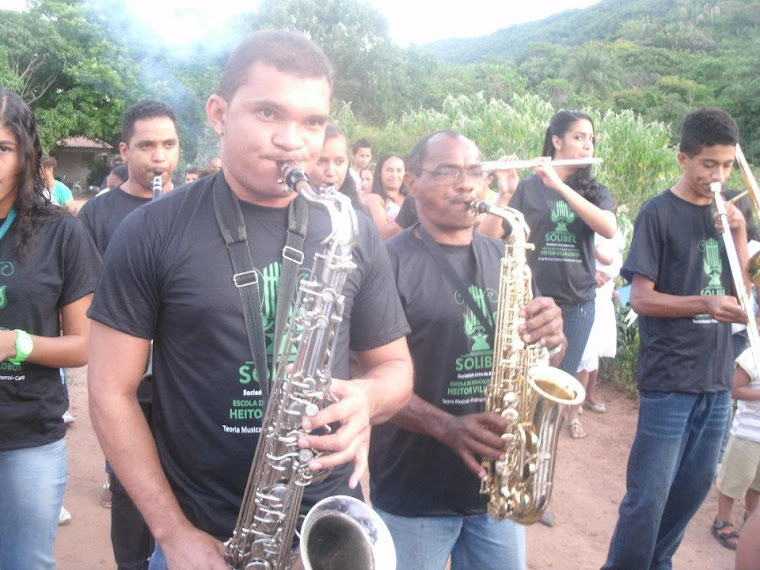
[300,496,396,570]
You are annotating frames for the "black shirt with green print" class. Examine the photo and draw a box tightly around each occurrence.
[370,228,504,516]
[622,189,733,393]
[0,212,100,451]
[88,172,410,539]
[509,174,615,305]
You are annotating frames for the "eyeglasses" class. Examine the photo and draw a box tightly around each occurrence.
[420,167,486,183]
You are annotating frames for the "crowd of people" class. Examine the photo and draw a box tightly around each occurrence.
[1,27,759,570]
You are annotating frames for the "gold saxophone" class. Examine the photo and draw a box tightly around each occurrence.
[470,201,585,525]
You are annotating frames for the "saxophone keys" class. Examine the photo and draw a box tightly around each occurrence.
[502,407,519,424]
[304,403,319,420]
[501,432,517,447]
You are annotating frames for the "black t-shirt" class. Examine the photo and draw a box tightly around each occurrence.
[0,212,101,451]
[88,172,410,538]
[78,187,151,256]
[79,185,154,401]
[622,189,733,393]
[509,174,615,305]
[369,227,504,516]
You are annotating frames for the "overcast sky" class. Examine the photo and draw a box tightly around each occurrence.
[0,0,601,46]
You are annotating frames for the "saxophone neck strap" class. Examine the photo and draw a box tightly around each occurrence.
[212,175,308,406]
[417,224,496,344]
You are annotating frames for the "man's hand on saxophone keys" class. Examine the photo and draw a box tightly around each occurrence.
[298,378,372,489]
[437,412,509,480]
[518,296,567,365]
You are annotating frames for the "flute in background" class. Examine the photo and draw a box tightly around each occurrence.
[481,157,603,173]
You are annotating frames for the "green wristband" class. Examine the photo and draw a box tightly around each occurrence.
[9,329,33,366]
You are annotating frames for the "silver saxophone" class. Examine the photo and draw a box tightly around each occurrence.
[469,200,585,524]
[224,163,396,570]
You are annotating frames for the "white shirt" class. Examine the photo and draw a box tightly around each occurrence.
[732,347,760,442]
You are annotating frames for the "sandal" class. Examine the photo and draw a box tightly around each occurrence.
[585,401,606,414]
[569,419,586,439]
[100,481,112,509]
[711,519,739,550]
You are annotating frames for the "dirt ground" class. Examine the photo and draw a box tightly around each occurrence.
[54,366,738,570]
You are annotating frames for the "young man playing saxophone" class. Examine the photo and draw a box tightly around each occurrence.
[87,30,412,569]
[369,131,566,570]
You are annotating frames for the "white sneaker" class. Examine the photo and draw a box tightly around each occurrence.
[58,506,72,526]
[62,410,76,425]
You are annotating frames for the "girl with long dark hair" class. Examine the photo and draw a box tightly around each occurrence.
[480,110,617,439]
[0,89,100,569]
[366,152,406,239]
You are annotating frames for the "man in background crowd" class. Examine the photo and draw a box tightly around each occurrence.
[80,99,180,570]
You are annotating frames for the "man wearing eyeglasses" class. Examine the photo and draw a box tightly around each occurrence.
[368,131,566,570]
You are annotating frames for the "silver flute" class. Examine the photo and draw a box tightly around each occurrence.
[481,157,603,173]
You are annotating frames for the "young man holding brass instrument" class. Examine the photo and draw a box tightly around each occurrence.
[87,30,412,569]
[80,100,180,570]
[603,107,749,569]
[369,131,567,569]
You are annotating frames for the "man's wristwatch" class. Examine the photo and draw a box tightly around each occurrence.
[9,329,33,366]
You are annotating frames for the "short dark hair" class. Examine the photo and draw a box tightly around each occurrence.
[406,130,462,175]
[679,107,739,157]
[218,29,333,101]
[110,164,129,183]
[352,138,372,154]
[41,156,57,170]
[121,100,178,146]
[185,165,201,175]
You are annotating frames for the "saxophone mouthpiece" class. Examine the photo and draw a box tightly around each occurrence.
[467,200,491,215]
[278,161,310,194]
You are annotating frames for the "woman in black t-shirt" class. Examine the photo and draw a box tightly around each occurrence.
[0,90,100,569]
[479,110,617,439]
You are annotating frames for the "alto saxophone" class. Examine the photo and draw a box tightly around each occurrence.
[470,201,585,525]
[224,164,395,570]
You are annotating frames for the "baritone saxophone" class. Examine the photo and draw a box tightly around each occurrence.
[469,200,585,525]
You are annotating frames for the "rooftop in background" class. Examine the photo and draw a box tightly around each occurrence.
[56,136,113,150]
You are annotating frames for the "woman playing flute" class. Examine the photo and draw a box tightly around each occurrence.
[478,110,617,440]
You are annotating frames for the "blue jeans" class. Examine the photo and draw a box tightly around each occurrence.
[602,391,730,570]
[375,507,525,570]
[0,438,67,570]
[558,299,595,376]
[148,544,166,570]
